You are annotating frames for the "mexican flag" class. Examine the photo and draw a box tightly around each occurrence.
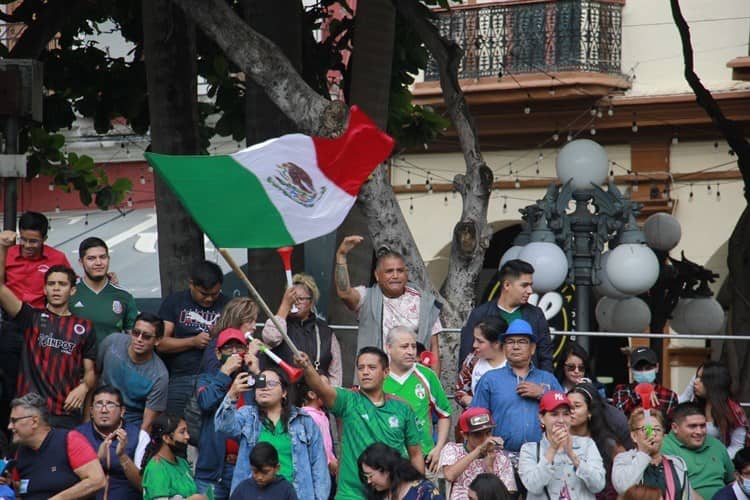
[144,106,394,249]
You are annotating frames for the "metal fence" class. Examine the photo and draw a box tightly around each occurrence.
[424,0,624,81]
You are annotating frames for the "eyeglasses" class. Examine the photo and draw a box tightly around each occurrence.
[564,363,585,372]
[505,338,530,346]
[220,344,247,354]
[93,400,121,411]
[130,329,156,341]
[635,426,664,435]
[9,415,35,425]
[18,237,42,247]
[258,380,282,389]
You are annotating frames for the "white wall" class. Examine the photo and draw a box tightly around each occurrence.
[621,0,750,94]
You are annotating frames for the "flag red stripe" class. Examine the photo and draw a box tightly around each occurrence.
[312,106,394,196]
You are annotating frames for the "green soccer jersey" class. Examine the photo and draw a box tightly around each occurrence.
[331,387,421,500]
[71,278,139,345]
[498,305,523,325]
[383,364,452,455]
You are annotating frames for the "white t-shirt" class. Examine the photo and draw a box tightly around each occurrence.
[471,358,507,394]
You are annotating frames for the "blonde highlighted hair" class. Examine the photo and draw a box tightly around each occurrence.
[292,273,320,304]
[211,297,259,338]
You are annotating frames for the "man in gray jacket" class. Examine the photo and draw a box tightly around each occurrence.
[335,235,442,376]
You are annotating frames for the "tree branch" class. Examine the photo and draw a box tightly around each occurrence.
[670,0,750,199]
[172,0,333,136]
[395,0,493,325]
[8,0,86,59]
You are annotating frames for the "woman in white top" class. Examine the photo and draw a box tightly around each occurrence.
[519,391,605,500]
[455,317,507,408]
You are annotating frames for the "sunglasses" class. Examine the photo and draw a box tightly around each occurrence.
[130,329,156,341]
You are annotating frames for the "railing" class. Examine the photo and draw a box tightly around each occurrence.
[424,0,624,81]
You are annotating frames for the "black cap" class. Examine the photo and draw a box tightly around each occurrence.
[630,347,658,367]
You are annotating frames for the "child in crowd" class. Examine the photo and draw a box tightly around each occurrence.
[230,442,297,500]
[298,379,338,475]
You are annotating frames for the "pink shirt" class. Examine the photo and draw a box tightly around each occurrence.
[439,442,517,499]
[302,405,335,464]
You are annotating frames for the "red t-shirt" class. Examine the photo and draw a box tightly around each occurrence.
[5,245,71,309]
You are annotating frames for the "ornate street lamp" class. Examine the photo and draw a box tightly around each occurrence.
[502,139,658,348]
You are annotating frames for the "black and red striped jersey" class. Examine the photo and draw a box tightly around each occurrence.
[14,304,96,416]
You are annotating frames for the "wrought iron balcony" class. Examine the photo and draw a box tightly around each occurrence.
[424,0,624,81]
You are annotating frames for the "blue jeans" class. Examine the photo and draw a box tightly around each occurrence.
[196,462,235,500]
[166,374,198,418]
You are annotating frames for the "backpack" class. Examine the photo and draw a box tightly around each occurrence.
[183,381,202,447]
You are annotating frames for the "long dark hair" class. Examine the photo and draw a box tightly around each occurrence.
[141,413,182,473]
[695,361,736,444]
[358,443,424,500]
[469,473,512,500]
[257,366,294,433]
[569,382,619,467]
[554,342,592,388]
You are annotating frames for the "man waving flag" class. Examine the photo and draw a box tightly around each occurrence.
[145,106,394,248]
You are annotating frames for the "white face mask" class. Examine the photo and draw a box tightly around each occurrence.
[633,368,657,384]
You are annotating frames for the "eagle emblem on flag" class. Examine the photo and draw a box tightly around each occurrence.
[268,162,327,207]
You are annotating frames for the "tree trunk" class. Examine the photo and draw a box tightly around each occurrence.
[395,0,494,380]
[243,0,305,319]
[143,0,205,294]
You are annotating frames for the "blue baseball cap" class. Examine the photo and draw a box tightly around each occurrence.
[501,319,537,343]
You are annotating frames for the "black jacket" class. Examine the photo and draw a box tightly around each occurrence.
[458,301,555,372]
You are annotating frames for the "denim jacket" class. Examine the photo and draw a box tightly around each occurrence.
[215,394,331,499]
[194,369,246,483]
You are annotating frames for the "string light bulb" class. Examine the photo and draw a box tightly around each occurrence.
[55,203,60,213]
[567,132,573,142]
[608,105,614,117]
[672,132,679,145]
[514,178,521,189]
[590,106,597,116]
[502,196,508,213]
[524,104,531,115]
[48,182,54,191]
[553,130,560,142]
[127,197,134,208]
[443,195,448,206]
[406,171,411,189]
[632,112,638,133]
[632,173,639,192]
[716,183,721,201]
[590,126,596,136]
[140,174,146,185]
[508,162,513,176]
[689,184,694,202]
[409,197,414,214]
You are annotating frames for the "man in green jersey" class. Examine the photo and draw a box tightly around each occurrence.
[383,325,451,474]
[295,346,424,500]
[72,237,138,345]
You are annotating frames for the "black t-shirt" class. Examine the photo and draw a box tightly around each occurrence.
[157,290,228,377]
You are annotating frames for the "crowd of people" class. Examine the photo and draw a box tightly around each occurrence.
[0,211,746,500]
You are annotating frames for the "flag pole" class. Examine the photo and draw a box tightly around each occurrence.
[219,248,301,357]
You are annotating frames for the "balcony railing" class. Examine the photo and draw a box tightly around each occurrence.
[424,0,624,81]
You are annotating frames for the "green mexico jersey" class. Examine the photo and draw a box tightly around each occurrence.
[72,279,138,345]
[331,387,421,500]
[383,364,452,455]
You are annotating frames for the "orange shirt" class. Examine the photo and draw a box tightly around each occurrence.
[5,244,71,309]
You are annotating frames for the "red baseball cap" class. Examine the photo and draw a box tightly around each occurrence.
[459,407,496,433]
[539,391,572,413]
[216,328,247,349]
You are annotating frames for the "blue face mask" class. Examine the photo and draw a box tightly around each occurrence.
[633,368,657,384]
[740,477,750,495]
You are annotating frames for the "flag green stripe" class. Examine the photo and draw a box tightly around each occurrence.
[145,152,295,248]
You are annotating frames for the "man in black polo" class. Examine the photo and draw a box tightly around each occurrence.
[9,392,105,499]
